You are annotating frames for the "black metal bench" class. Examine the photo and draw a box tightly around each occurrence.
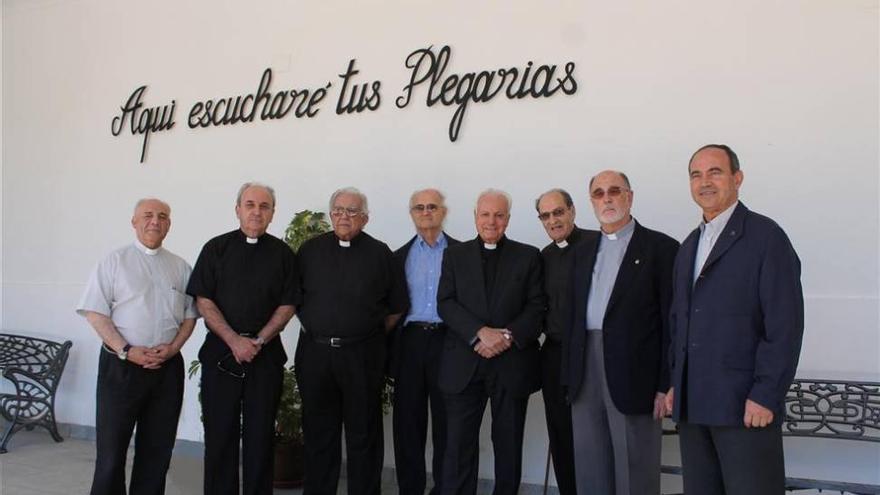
[0,333,73,453]
[662,378,880,494]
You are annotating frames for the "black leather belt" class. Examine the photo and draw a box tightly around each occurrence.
[406,321,446,331]
[306,331,375,348]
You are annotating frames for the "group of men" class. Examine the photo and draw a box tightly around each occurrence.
[77,143,804,495]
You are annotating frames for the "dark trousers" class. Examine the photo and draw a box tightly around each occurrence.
[539,340,576,495]
[441,361,529,495]
[678,422,785,495]
[200,349,283,495]
[295,333,386,495]
[392,323,447,495]
[91,350,184,495]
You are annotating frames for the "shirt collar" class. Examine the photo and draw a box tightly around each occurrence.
[416,232,447,250]
[700,201,738,236]
[602,218,635,241]
[134,240,161,256]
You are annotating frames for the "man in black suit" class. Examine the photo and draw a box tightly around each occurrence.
[566,170,678,495]
[534,188,597,495]
[391,188,459,495]
[437,189,544,495]
[664,145,804,495]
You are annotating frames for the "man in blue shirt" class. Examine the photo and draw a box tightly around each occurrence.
[390,188,459,494]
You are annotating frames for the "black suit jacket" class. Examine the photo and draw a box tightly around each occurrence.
[669,202,803,426]
[564,220,679,415]
[387,232,460,380]
[437,237,545,397]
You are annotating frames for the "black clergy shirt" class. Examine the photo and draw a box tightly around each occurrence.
[187,229,300,358]
[297,231,407,338]
[541,227,595,343]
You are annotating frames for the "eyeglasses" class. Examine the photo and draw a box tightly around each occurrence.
[330,207,364,218]
[537,207,569,222]
[411,203,442,213]
[590,186,629,200]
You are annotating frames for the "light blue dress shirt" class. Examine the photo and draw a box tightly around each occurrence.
[404,233,448,324]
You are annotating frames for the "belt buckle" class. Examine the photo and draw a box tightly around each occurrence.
[329,337,341,348]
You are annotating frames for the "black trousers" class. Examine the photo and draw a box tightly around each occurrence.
[539,340,576,495]
[91,350,184,495]
[440,360,529,495]
[295,332,386,495]
[200,348,283,495]
[392,323,447,495]
[678,422,785,495]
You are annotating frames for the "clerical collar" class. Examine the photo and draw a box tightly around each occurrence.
[555,240,568,249]
[339,240,351,247]
[134,240,160,256]
[246,237,258,244]
[483,242,497,250]
[602,218,635,241]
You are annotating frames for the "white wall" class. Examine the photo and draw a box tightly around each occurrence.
[2,0,878,485]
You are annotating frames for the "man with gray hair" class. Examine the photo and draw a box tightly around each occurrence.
[295,187,407,494]
[77,198,198,495]
[187,182,300,495]
[565,170,678,495]
[390,188,459,494]
[437,189,544,495]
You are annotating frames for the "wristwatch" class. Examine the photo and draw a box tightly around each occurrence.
[118,344,132,361]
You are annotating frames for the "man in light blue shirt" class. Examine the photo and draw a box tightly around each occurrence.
[391,188,459,495]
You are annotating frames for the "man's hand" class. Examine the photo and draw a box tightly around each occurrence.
[230,334,260,363]
[664,387,674,417]
[653,392,667,420]
[143,343,179,368]
[127,346,163,369]
[743,399,774,428]
[474,327,512,358]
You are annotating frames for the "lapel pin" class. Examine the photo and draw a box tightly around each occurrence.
[635,259,640,264]
[730,230,736,236]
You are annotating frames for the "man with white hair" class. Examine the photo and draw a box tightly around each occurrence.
[77,198,198,495]
[295,187,407,494]
[437,189,544,495]
[187,182,300,495]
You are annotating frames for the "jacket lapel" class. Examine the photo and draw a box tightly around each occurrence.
[466,239,490,316]
[573,232,600,324]
[699,202,747,276]
[605,221,645,316]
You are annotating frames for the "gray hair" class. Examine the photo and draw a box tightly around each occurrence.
[534,188,573,212]
[236,182,276,206]
[329,187,369,215]
[475,188,512,212]
[409,188,447,208]
[133,197,170,215]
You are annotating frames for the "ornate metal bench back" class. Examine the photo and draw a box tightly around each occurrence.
[784,378,880,442]
[0,334,72,392]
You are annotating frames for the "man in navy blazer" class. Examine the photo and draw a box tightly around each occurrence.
[390,188,459,495]
[437,189,544,495]
[665,144,804,495]
[565,171,678,495]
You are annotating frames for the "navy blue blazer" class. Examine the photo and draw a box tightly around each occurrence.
[564,220,678,414]
[669,202,804,426]
[437,237,545,397]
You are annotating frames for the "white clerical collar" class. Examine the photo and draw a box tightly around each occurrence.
[339,239,351,248]
[134,240,160,256]
[483,242,497,250]
[555,240,569,248]
[246,236,258,244]
[602,218,635,241]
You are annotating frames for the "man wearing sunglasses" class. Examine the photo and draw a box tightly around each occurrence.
[77,198,198,495]
[187,182,300,495]
[565,171,679,495]
[295,187,407,494]
[533,188,597,495]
